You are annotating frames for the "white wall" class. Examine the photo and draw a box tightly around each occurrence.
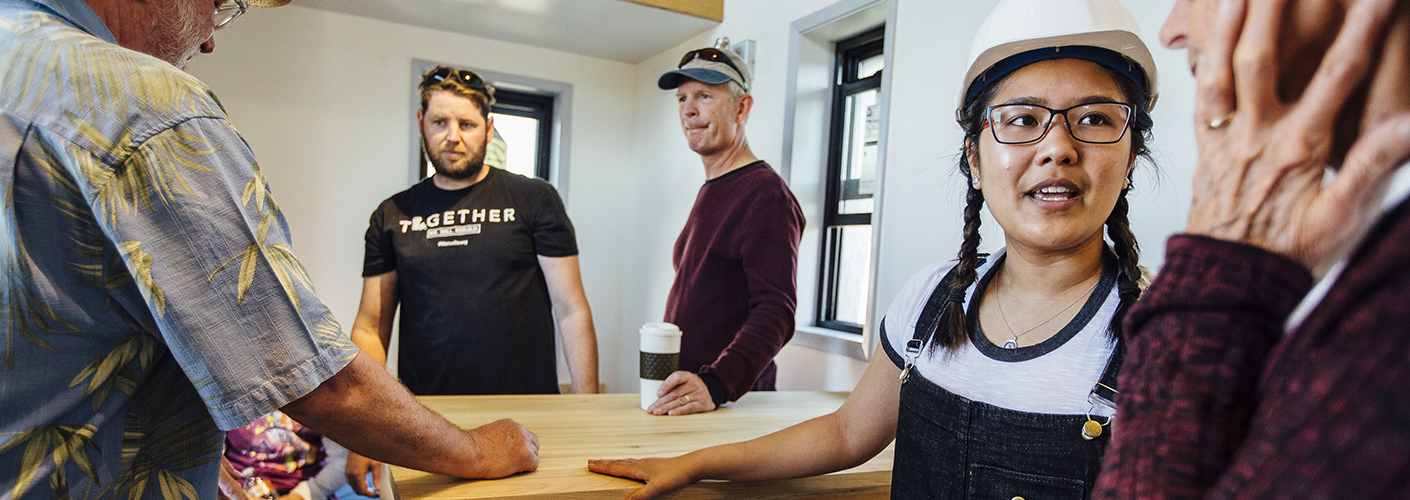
[184,0,1198,395]
[186,6,640,391]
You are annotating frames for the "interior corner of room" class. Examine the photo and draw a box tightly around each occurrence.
[186,0,1193,396]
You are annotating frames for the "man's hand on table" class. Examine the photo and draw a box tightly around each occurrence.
[344,418,538,494]
[588,457,695,500]
[344,452,383,497]
[647,371,716,415]
[464,418,541,478]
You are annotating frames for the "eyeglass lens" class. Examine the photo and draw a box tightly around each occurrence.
[213,0,247,30]
[986,103,1132,144]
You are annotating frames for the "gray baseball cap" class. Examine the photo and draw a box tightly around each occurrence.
[658,47,751,93]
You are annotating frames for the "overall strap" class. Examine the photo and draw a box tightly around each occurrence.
[907,266,962,356]
[1087,277,1139,413]
[904,258,985,366]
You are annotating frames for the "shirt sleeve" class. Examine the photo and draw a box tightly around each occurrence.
[529,180,577,257]
[880,259,953,367]
[94,116,360,430]
[362,202,397,277]
[703,183,804,401]
[1093,234,1312,499]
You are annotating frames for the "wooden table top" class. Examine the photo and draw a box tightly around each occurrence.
[388,392,893,499]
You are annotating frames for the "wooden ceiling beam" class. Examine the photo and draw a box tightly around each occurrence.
[617,0,723,22]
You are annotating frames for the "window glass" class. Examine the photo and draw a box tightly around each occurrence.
[857,54,884,80]
[837,88,878,216]
[818,26,884,335]
[830,225,874,325]
[490,113,541,179]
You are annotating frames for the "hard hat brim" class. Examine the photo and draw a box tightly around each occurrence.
[958,30,1159,117]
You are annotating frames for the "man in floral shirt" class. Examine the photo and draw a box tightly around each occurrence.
[0,1,538,498]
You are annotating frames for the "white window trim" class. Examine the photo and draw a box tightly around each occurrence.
[780,0,897,360]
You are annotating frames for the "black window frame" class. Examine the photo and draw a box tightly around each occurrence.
[490,89,554,180]
[817,26,884,335]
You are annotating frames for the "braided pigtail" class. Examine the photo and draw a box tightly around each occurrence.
[1103,68,1155,340]
[930,181,987,354]
[1105,190,1143,339]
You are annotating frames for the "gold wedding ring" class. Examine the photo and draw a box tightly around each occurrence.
[682,395,691,404]
[1205,111,1236,130]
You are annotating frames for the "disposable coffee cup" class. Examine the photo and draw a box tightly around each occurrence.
[639,322,682,411]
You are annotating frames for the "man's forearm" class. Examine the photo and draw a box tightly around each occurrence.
[282,353,481,477]
[706,299,794,401]
[348,328,389,365]
[559,310,599,394]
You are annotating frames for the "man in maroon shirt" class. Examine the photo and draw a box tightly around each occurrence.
[646,42,805,416]
[1095,0,1410,498]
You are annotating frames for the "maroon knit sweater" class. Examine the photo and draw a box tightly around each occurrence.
[664,161,804,402]
[1095,199,1410,499]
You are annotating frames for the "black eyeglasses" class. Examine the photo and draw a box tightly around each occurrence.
[983,102,1134,145]
[421,67,489,92]
[678,48,744,77]
[213,0,248,31]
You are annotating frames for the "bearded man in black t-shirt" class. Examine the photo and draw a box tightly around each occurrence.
[344,65,601,494]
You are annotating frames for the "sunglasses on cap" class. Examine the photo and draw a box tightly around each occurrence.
[421,67,489,92]
[678,48,744,78]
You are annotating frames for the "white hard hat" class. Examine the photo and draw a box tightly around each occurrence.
[958,0,1158,119]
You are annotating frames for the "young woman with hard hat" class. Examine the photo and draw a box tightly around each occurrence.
[590,0,1156,498]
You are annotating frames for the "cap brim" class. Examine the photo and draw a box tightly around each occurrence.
[657,68,732,90]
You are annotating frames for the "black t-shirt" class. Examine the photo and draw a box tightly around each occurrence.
[363,168,577,395]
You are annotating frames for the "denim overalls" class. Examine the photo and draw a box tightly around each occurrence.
[889,259,1126,500]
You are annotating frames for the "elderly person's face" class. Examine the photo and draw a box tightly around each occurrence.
[1160,0,1345,102]
[1161,0,1368,159]
[147,0,219,68]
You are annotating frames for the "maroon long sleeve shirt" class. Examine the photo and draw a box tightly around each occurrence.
[664,161,804,403]
[1095,199,1410,499]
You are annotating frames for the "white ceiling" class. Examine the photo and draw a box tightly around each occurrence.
[293,0,720,63]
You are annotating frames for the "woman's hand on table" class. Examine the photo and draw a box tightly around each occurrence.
[647,371,716,415]
[1184,0,1410,270]
[588,457,695,500]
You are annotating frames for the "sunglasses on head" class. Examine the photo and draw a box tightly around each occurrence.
[678,48,744,77]
[422,67,488,92]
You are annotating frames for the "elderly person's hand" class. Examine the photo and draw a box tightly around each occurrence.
[1186,0,1410,272]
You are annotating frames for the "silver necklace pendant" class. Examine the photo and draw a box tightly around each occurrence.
[1003,336,1018,349]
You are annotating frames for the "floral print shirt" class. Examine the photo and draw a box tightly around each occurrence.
[0,1,359,498]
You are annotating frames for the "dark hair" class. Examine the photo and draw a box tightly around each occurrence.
[932,59,1154,353]
[418,66,496,119]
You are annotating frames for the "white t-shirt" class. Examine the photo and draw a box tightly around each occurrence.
[882,248,1120,417]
